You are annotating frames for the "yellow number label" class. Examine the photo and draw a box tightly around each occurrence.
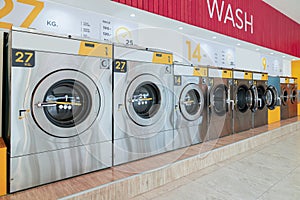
[114,60,127,73]
[12,49,35,67]
[186,40,202,63]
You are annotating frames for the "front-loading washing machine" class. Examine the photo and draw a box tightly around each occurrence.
[252,72,278,128]
[288,77,297,118]
[173,64,208,149]
[280,77,290,120]
[2,27,113,192]
[206,67,233,141]
[233,70,257,133]
[113,45,174,165]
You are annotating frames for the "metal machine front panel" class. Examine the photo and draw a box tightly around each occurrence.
[207,77,233,140]
[289,84,297,118]
[253,81,268,128]
[280,83,289,120]
[10,141,112,192]
[233,79,253,133]
[8,30,113,192]
[173,64,207,149]
[113,47,174,164]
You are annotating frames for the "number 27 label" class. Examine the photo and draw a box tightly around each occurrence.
[12,49,35,67]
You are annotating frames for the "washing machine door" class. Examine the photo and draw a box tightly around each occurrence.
[281,87,289,106]
[179,83,204,121]
[32,70,100,138]
[211,84,229,116]
[257,85,266,110]
[265,85,279,110]
[290,87,297,105]
[236,85,252,113]
[249,85,258,112]
[125,74,164,126]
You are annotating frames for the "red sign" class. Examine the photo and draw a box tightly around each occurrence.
[113,0,300,58]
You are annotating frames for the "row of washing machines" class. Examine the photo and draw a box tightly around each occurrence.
[0,28,297,193]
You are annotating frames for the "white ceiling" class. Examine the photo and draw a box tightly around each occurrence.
[46,0,299,60]
[263,0,300,24]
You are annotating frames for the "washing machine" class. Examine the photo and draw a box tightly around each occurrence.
[206,67,233,141]
[252,73,278,128]
[0,31,5,138]
[2,27,113,192]
[288,77,297,118]
[280,77,290,120]
[173,64,208,149]
[113,45,174,165]
[233,70,257,133]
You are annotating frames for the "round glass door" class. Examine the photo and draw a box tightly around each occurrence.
[43,80,92,128]
[290,88,297,104]
[126,74,165,126]
[281,88,288,106]
[249,85,258,112]
[32,70,100,138]
[131,83,160,119]
[179,84,204,121]
[211,84,228,116]
[257,85,266,110]
[265,85,278,110]
[236,85,252,113]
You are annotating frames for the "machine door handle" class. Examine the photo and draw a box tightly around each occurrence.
[226,99,234,111]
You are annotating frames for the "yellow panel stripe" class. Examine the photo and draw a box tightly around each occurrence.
[193,67,208,77]
[78,42,112,58]
[17,0,44,28]
[244,72,253,80]
[0,138,6,196]
[285,78,289,83]
[222,70,232,78]
[262,74,268,80]
[0,22,12,29]
[152,52,173,64]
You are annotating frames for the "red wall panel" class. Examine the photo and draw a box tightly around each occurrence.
[113,0,300,58]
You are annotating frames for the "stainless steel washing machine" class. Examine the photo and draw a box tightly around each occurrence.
[173,64,208,149]
[2,28,113,192]
[280,77,290,120]
[252,73,278,128]
[113,45,174,165]
[288,77,297,118]
[233,70,257,133]
[206,67,233,141]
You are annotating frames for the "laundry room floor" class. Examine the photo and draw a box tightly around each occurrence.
[131,124,300,200]
[0,117,299,200]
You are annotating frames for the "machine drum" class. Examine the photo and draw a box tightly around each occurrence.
[43,79,92,128]
[132,82,161,119]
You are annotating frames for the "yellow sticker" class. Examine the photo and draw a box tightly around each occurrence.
[222,70,232,78]
[244,72,253,80]
[262,74,268,80]
[193,67,207,77]
[285,78,289,83]
[78,42,112,58]
[152,52,173,64]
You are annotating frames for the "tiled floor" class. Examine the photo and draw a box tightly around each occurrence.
[132,129,300,200]
[0,117,299,200]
